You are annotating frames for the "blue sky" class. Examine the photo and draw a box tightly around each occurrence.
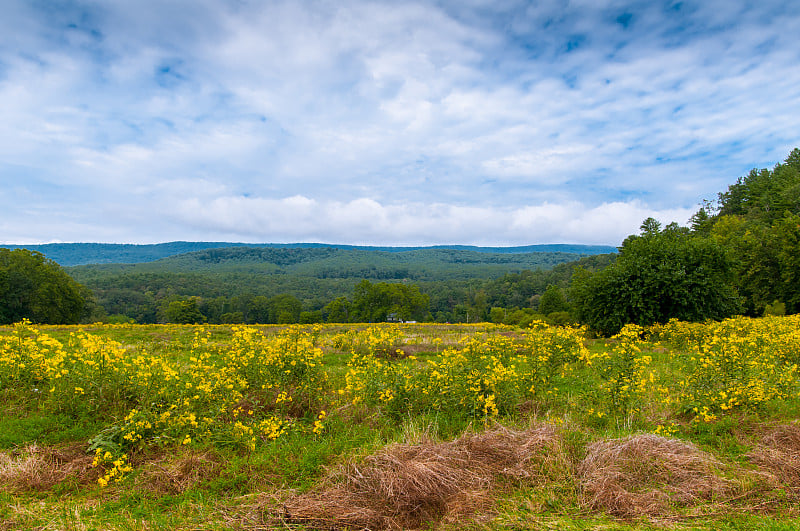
[1,0,798,246]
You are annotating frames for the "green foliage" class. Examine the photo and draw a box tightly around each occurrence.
[682,147,800,316]
[351,280,429,322]
[323,296,352,323]
[717,148,800,223]
[489,307,506,323]
[763,301,786,317]
[242,293,303,324]
[538,284,568,315]
[710,212,800,315]
[483,254,616,309]
[0,248,87,324]
[545,311,573,326]
[165,297,207,324]
[65,246,601,324]
[571,224,741,336]
[267,293,303,324]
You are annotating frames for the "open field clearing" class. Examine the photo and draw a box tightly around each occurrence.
[2,317,800,530]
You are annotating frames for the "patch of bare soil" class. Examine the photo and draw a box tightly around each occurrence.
[578,434,732,518]
[272,425,569,530]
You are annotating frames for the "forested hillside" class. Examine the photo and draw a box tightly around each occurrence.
[3,242,614,267]
[64,247,603,324]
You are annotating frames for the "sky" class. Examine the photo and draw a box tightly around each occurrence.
[1,0,798,246]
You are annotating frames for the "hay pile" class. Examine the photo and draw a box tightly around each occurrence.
[276,425,568,530]
[0,444,97,491]
[578,434,731,517]
[747,424,800,489]
[136,451,222,495]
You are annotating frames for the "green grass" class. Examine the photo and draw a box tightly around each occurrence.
[2,321,799,530]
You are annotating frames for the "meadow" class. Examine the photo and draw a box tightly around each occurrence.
[1,317,799,530]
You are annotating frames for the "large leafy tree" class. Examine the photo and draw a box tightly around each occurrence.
[773,213,800,312]
[323,296,352,323]
[351,280,430,322]
[165,296,206,324]
[266,293,303,324]
[571,220,741,336]
[0,248,87,324]
[538,284,568,315]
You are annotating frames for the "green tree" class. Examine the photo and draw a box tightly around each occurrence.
[489,307,506,324]
[709,212,800,315]
[0,248,87,324]
[351,280,429,322]
[165,297,206,324]
[219,311,245,324]
[299,310,323,324]
[324,296,352,323]
[246,296,271,324]
[268,294,302,324]
[717,148,800,223]
[571,222,741,336]
[538,284,568,315]
[771,213,800,313]
[639,217,662,235]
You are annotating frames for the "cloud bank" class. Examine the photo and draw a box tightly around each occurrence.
[1,0,797,245]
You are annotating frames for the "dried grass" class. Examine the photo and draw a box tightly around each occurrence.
[746,423,800,489]
[578,434,732,518]
[273,425,569,530]
[136,450,222,495]
[0,444,97,492]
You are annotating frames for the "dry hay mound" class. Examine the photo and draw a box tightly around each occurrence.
[276,425,569,530]
[0,444,98,491]
[136,450,222,495]
[746,424,800,489]
[579,434,731,518]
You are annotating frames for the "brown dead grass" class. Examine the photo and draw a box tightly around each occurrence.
[746,423,800,489]
[0,443,98,492]
[273,425,569,530]
[578,434,732,518]
[135,450,223,495]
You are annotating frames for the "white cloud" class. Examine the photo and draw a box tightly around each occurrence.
[0,0,798,244]
[164,194,693,246]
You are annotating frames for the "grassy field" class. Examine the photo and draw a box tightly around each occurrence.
[1,317,799,530]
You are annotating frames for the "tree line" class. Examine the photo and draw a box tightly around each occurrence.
[157,280,429,325]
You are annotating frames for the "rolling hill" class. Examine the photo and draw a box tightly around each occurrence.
[2,242,616,267]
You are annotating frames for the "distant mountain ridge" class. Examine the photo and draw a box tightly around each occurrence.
[2,242,617,267]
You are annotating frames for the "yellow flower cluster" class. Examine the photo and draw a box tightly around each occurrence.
[92,449,133,487]
[664,315,800,415]
[340,323,589,418]
[312,410,327,435]
[4,315,799,486]
[1,322,333,485]
[588,324,653,416]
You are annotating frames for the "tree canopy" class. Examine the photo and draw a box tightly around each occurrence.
[350,280,430,322]
[694,147,800,315]
[0,248,87,324]
[571,220,741,336]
